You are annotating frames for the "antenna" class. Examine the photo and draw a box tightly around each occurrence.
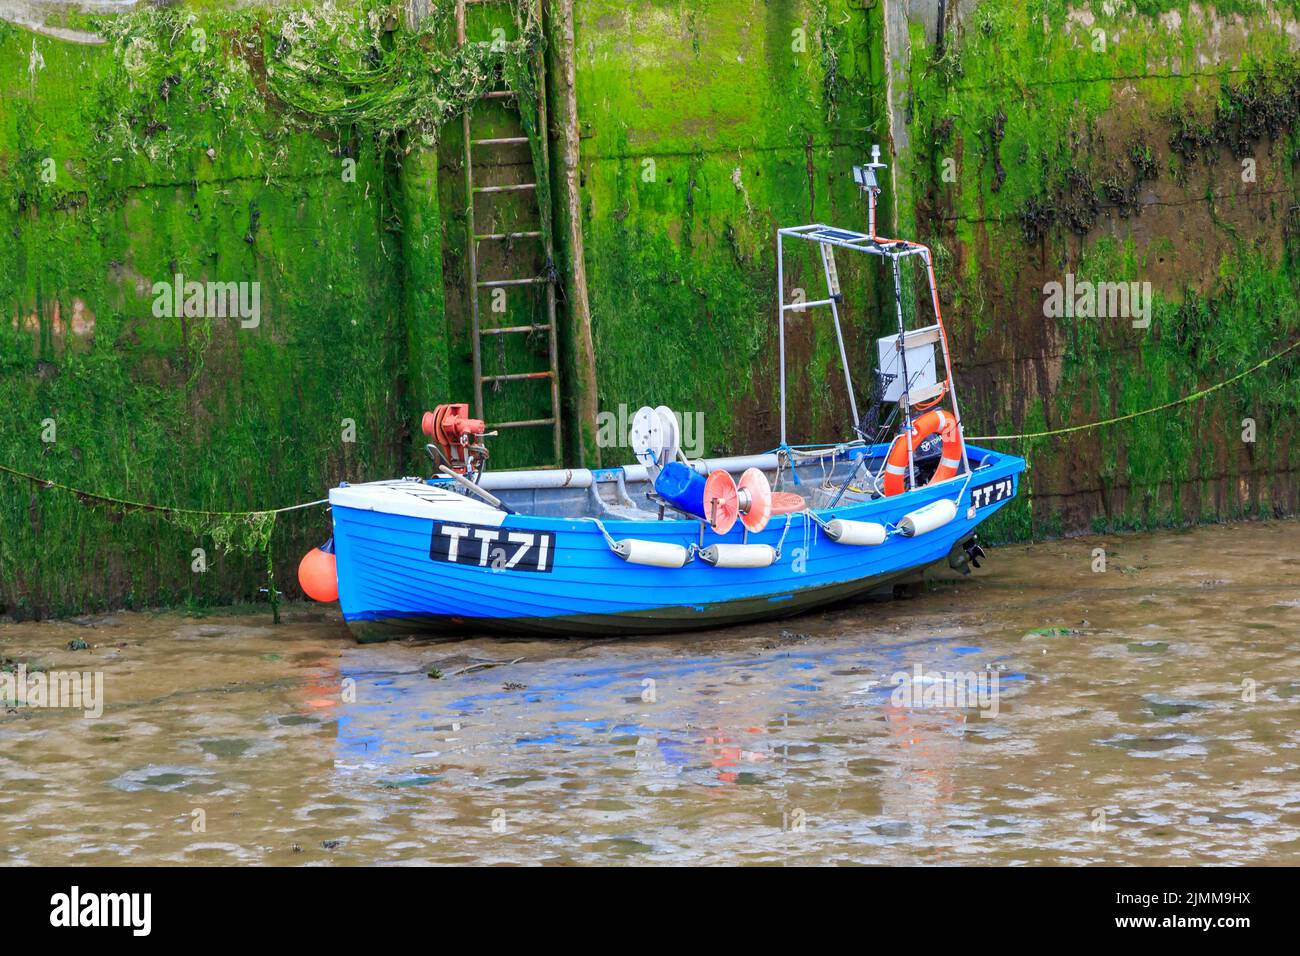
[852,144,888,238]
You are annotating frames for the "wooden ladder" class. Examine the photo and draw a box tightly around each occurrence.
[457,0,562,464]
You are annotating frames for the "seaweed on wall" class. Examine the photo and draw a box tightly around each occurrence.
[0,0,552,617]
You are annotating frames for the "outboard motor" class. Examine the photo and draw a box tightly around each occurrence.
[911,430,946,484]
[947,534,987,575]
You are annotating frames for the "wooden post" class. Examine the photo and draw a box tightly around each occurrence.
[545,0,601,467]
[400,0,449,467]
[405,0,429,31]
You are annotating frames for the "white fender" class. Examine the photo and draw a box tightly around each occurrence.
[611,539,690,568]
[824,519,888,545]
[898,498,957,537]
[700,543,776,568]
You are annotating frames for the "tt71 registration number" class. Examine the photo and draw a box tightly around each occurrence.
[970,477,1014,509]
[430,521,556,573]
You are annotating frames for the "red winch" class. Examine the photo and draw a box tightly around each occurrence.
[422,403,488,474]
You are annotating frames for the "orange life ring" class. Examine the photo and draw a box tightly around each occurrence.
[882,410,963,496]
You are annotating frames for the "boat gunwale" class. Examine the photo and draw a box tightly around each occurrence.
[330,443,1025,536]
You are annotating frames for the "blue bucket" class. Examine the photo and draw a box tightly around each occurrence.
[654,461,706,517]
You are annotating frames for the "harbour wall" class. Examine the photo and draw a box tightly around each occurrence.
[2,0,1298,616]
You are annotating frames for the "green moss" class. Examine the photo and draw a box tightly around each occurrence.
[0,1,568,615]
[8,0,1300,620]
[900,0,1300,541]
[571,0,884,454]
[0,5,419,616]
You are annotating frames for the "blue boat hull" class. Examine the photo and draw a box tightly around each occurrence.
[342,559,931,640]
[330,446,1025,641]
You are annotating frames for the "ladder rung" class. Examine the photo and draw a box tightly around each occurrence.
[472,137,529,146]
[476,231,542,241]
[481,324,551,336]
[482,371,554,383]
[782,297,837,312]
[474,183,537,194]
[478,276,551,288]
[492,418,557,429]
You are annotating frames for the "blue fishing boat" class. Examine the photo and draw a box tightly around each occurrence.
[301,148,1026,640]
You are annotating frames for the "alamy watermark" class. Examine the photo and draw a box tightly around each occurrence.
[1043,273,1151,329]
[49,886,150,936]
[596,403,705,459]
[152,273,260,328]
[1,664,104,718]
[889,663,1000,718]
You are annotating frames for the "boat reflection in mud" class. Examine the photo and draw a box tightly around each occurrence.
[329,630,1026,856]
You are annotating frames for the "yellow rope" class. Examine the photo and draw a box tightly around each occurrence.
[5,338,1298,506]
[966,337,1300,441]
[0,463,325,518]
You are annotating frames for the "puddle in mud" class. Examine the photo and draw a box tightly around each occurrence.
[1,521,1298,865]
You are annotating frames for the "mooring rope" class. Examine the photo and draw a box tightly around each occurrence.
[966,337,1300,441]
[0,462,328,518]
[5,340,1296,515]
[0,463,329,625]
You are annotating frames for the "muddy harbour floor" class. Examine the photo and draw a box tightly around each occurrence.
[1,521,1297,865]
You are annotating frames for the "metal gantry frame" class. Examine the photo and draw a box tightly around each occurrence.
[775,148,972,491]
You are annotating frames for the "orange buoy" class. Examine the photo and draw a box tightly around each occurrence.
[882,410,963,496]
[298,541,338,602]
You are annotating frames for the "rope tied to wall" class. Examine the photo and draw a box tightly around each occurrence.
[966,337,1300,441]
[0,463,326,519]
[0,463,329,623]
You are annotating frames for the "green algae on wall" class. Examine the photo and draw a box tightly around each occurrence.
[897,0,1300,541]
[14,0,1300,623]
[0,0,570,616]
[0,4,458,618]
[571,0,889,459]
